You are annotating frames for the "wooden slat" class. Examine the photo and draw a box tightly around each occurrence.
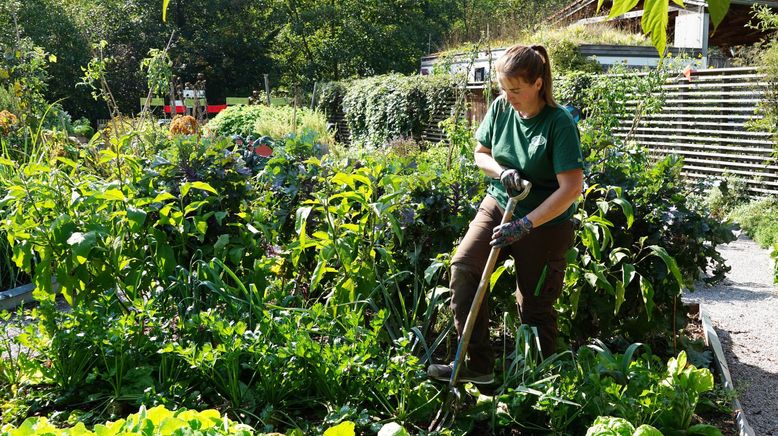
[618,119,749,129]
[619,138,775,154]
[616,126,773,138]
[635,106,759,112]
[681,156,778,172]
[638,113,760,120]
[681,168,778,186]
[645,147,775,163]
[663,81,770,89]
[617,132,775,146]
[654,90,767,98]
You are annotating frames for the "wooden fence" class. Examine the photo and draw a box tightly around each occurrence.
[615,67,777,196]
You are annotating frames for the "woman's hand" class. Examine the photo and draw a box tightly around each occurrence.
[499,169,523,192]
[491,216,533,248]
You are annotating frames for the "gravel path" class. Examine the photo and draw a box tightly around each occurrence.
[684,233,778,435]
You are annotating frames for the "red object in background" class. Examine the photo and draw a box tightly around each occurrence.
[682,65,696,81]
[254,144,273,158]
[164,104,228,114]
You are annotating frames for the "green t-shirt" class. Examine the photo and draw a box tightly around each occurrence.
[475,97,583,224]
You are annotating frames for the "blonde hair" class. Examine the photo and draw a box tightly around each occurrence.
[494,44,557,107]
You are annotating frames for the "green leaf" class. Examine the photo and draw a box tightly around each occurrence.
[102,188,126,201]
[490,265,507,290]
[387,213,404,244]
[214,234,230,251]
[56,157,78,168]
[295,206,312,237]
[163,0,170,22]
[310,259,328,293]
[332,173,355,190]
[127,206,147,232]
[0,157,16,166]
[582,223,601,260]
[424,260,445,284]
[68,231,98,264]
[377,422,410,436]
[295,206,313,252]
[324,421,356,436]
[153,192,176,202]
[707,0,730,29]
[534,264,549,296]
[608,0,641,18]
[154,237,176,276]
[622,263,636,287]
[189,181,218,195]
[634,424,663,436]
[611,197,634,228]
[639,274,655,321]
[614,281,625,315]
[648,245,685,289]
[690,369,714,394]
[641,0,669,56]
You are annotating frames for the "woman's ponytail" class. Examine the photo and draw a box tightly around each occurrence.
[529,45,556,107]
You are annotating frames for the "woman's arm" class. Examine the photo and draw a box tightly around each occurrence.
[474,143,506,178]
[525,168,583,227]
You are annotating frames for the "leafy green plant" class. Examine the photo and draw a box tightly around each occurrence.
[586,416,661,436]
[0,310,37,400]
[559,184,694,346]
[0,405,254,435]
[654,351,719,434]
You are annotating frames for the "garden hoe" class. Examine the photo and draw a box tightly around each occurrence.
[429,179,532,431]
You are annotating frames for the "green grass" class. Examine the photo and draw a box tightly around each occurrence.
[438,23,651,57]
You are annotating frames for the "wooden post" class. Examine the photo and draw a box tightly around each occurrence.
[263,74,271,106]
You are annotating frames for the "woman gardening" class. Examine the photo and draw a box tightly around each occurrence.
[428,44,584,384]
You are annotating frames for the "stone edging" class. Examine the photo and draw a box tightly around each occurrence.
[0,283,36,311]
[701,306,756,436]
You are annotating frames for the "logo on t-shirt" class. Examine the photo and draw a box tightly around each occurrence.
[529,135,547,152]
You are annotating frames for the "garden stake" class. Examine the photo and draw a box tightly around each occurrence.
[429,180,531,431]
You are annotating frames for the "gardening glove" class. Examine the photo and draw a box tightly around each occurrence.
[491,216,533,248]
[499,168,523,192]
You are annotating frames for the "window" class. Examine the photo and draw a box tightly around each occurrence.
[474,67,486,82]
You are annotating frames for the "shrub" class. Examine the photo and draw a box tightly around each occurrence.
[729,197,778,249]
[321,73,457,148]
[703,176,750,219]
[207,104,333,145]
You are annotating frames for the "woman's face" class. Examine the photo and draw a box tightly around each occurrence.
[498,75,543,114]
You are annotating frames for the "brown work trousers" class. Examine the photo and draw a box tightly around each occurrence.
[450,195,574,374]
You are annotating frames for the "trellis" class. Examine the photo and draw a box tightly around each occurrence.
[616,67,777,196]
